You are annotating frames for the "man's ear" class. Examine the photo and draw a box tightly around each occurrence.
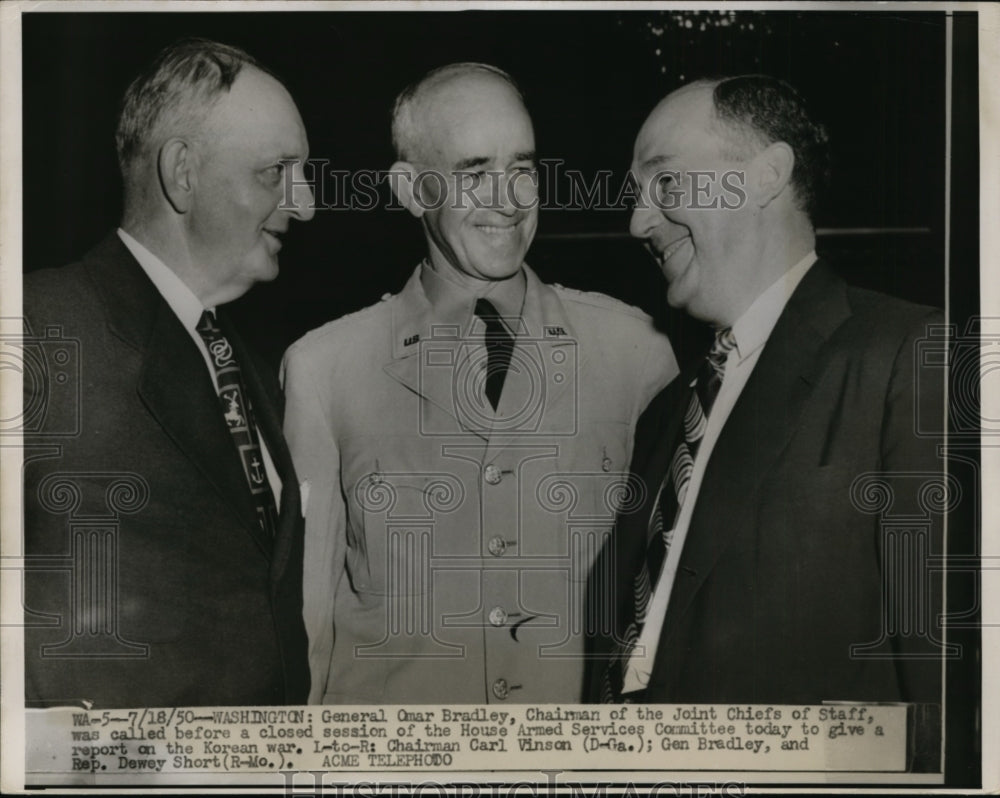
[158,138,195,214]
[389,160,426,219]
[748,141,795,208]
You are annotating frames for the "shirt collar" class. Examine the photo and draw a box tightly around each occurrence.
[117,228,211,334]
[729,251,818,362]
[419,259,527,335]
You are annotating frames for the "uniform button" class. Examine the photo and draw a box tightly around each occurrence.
[492,678,510,700]
[487,536,507,557]
[601,456,613,473]
[488,606,507,626]
[484,464,502,485]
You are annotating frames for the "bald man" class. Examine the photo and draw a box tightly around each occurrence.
[588,76,944,707]
[282,63,678,704]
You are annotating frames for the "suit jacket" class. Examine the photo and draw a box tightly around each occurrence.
[22,233,309,708]
[282,263,678,703]
[587,261,945,706]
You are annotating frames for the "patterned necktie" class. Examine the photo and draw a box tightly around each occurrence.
[601,327,737,702]
[474,298,515,410]
[196,311,278,537]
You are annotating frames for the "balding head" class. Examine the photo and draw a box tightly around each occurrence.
[116,38,314,307]
[629,75,820,326]
[391,63,526,163]
[116,38,274,191]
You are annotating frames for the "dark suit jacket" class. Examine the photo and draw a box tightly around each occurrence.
[22,233,309,708]
[586,261,945,705]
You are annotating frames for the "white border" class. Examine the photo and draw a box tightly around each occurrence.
[1,1,996,794]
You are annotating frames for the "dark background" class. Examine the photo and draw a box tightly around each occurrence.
[21,10,981,786]
[23,10,967,369]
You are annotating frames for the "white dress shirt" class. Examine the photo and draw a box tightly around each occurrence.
[622,250,818,693]
[117,228,282,508]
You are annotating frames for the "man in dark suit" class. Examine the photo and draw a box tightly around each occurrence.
[22,39,315,707]
[588,75,945,707]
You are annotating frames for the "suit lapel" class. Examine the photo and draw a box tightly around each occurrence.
[383,341,486,438]
[659,261,852,639]
[381,267,490,439]
[612,374,690,620]
[88,234,271,557]
[381,264,580,444]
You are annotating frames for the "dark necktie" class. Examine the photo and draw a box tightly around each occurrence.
[474,298,515,411]
[196,310,278,537]
[601,327,737,702]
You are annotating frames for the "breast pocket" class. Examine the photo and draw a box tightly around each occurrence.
[341,444,467,597]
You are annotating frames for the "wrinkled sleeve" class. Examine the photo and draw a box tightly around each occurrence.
[634,323,679,423]
[281,343,346,704]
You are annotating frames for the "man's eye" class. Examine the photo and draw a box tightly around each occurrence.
[654,172,682,203]
[262,164,285,184]
[457,171,485,188]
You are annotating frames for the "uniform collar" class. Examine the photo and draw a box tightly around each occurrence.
[390,261,573,360]
[419,259,527,333]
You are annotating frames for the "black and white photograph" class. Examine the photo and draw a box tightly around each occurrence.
[0,1,995,793]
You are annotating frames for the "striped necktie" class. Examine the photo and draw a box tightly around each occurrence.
[196,311,278,537]
[602,327,737,702]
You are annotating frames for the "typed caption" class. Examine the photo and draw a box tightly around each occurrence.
[26,703,907,781]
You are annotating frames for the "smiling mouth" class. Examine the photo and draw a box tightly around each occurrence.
[658,235,691,263]
[263,229,285,249]
[476,220,520,236]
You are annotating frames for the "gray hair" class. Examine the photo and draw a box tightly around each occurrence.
[115,37,272,179]
[391,62,524,162]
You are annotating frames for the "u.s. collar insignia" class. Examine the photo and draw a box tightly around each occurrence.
[544,325,566,337]
[404,333,420,347]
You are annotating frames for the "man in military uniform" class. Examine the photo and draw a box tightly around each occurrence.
[282,62,677,703]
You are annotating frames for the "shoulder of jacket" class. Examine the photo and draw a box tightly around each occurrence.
[24,261,98,324]
[285,293,395,360]
[25,260,89,293]
[549,283,654,322]
[844,285,942,332]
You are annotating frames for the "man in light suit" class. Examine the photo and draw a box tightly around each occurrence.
[588,75,945,707]
[282,63,677,704]
[23,39,315,707]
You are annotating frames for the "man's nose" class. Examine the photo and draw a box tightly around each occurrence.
[499,171,537,214]
[629,201,660,240]
[285,161,316,222]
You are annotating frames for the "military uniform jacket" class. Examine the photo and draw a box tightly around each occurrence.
[282,262,677,704]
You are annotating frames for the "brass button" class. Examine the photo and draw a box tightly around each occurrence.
[487,536,507,557]
[492,678,510,700]
[488,606,507,627]
[601,456,613,473]
[484,464,502,485]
